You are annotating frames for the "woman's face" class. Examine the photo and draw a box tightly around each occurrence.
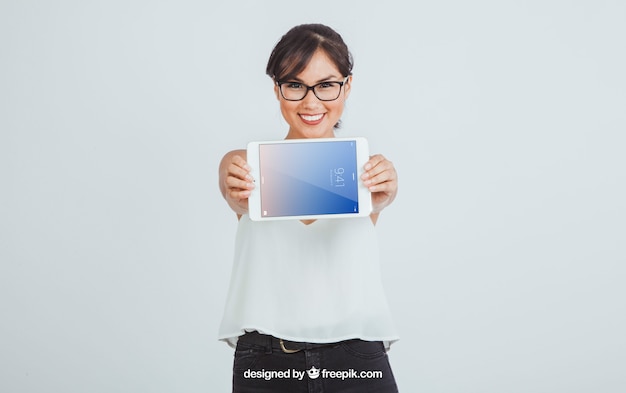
[275,49,351,139]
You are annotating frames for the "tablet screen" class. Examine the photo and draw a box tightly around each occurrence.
[259,140,360,218]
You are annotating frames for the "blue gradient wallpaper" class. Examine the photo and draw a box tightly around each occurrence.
[259,140,359,217]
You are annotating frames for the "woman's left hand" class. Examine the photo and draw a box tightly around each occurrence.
[361,154,398,214]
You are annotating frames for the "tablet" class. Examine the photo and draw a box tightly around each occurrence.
[247,137,372,221]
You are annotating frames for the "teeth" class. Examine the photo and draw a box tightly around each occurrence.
[301,114,323,121]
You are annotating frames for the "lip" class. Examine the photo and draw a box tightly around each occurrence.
[299,113,325,125]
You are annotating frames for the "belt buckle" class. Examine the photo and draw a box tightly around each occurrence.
[279,339,302,354]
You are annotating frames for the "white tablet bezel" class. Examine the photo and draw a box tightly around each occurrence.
[247,137,372,221]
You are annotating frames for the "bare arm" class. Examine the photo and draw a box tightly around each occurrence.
[218,149,254,218]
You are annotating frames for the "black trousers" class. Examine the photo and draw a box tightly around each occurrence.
[232,331,399,393]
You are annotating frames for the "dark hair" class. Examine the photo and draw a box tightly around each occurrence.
[266,24,353,82]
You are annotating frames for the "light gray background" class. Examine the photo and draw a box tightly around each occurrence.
[1,0,625,392]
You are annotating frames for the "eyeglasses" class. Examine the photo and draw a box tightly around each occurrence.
[276,77,349,101]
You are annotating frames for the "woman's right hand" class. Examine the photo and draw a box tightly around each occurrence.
[219,150,255,216]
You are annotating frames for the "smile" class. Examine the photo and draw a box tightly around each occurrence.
[299,113,324,123]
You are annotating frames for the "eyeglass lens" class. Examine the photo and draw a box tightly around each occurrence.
[280,82,343,101]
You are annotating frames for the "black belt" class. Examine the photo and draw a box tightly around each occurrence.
[238,331,343,354]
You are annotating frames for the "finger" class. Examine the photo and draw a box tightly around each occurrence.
[229,155,252,178]
[229,163,253,183]
[226,175,255,191]
[365,170,396,188]
[362,160,396,185]
[231,154,251,171]
[363,155,393,178]
[364,154,387,171]
[229,188,252,200]
[368,178,396,193]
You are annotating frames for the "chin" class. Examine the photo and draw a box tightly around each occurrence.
[294,125,336,139]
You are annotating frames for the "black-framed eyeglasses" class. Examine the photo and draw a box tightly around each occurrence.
[276,77,349,101]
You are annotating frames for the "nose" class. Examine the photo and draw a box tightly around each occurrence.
[301,88,320,105]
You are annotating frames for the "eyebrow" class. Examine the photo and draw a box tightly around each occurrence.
[289,75,343,84]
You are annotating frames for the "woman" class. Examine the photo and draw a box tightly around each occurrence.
[218,24,400,393]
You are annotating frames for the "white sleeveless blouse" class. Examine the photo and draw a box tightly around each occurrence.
[218,214,399,348]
